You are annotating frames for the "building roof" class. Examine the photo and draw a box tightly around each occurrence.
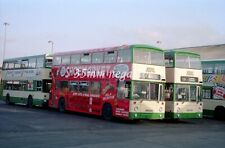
[171,44,225,60]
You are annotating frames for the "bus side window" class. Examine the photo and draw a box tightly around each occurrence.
[8,63,14,69]
[21,59,28,68]
[61,56,71,65]
[104,51,117,63]
[90,81,101,95]
[36,81,42,91]
[60,81,69,93]
[53,56,62,66]
[117,49,131,63]
[28,58,36,68]
[43,80,52,93]
[3,62,8,70]
[69,81,79,92]
[71,54,80,64]
[117,81,131,99]
[79,81,89,93]
[92,52,103,64]
[14,61,21,69]
[81,53,91,64]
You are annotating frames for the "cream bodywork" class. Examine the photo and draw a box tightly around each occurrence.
[165,101,203,113]
[203,99,225,111]
[130,100,165,113]
[166,68,202,84]
[2,68,51,81]
[132,64,165,82]
[3,90,49,101]
[2,68,51,101]
[131,64,165,114]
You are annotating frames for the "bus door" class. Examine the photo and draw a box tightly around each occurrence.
[78,81,90,113]
[50,80,69,109]
[197,86,201,102]
[67,81,79,110]
[115,80,131,118]
[89,81,102,115]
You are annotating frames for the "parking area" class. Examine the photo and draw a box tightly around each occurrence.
[0,100,224,148]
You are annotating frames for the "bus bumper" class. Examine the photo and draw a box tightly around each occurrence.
[165,112,202,119]
[129,112,165,120]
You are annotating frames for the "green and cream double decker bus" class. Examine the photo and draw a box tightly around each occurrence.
[2,54,52,107]
[164,51,203,119]
[202,59,225,120]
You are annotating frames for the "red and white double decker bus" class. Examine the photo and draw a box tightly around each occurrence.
[48,44,166,120]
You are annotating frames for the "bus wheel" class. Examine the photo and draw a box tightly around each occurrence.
[214,106,225,120]
[58,98,65,113]
[102,104,113,120]
[27,95,33,108]
[5,94,11,105]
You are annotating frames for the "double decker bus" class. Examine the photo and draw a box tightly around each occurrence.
[48,44,166,120]
[2,54,52,107]
[202,59,225,120]
[164,50,203,119]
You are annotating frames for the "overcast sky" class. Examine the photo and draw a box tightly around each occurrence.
[0,0,225,64]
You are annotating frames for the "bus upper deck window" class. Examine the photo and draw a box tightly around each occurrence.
[21,60,29,68]
[61,56,71,65]
[104,51,117,63]
[81,53,91,64]
[71,54,80,64]
[117,49,131,63]
[92,52,103,64]
[37,57,44,68]
[53,56,62,66]
[29,58,36,68]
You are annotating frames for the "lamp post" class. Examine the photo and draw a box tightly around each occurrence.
[48,40,54,54]
[3,22,10,61]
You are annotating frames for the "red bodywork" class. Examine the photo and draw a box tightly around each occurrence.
[48,63,131,119]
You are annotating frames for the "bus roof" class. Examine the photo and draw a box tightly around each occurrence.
[201,59,225,62]
[165,50,200,57]
[54,44,163,56]
[3,54,52,62]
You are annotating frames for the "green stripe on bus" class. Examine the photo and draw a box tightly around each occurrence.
[131,44,163,52]
[129,112,164,120]
[2,96,47,107]
[165,112,202,119]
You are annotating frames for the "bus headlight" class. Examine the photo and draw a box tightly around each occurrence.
[159,107,163,112]
[134,106,139,112]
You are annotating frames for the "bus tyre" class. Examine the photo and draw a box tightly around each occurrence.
[58,98,65,113]
[42,101,48,109]
[27,96,33,108]
[214,106,225,120]
[102,104,113,120]
[5,94,11,105]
